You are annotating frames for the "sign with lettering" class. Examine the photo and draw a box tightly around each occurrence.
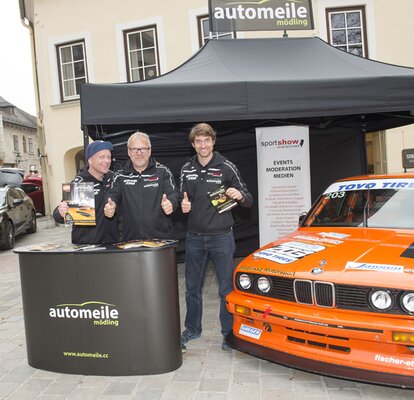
[255,126,311,246]
[209,0,314,32]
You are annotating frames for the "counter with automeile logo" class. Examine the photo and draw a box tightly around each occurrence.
[15,240,182,376]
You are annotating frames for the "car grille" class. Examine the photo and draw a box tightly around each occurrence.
[235,272,406,315]
[286,327,350,353]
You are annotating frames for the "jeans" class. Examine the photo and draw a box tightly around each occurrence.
[184,231,236,337]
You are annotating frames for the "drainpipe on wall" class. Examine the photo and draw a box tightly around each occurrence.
[19,0,52,217]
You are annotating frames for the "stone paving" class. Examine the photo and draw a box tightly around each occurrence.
[0,217,413,399]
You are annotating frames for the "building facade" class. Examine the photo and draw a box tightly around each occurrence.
[19,0,414,214]
[0,96,39,173]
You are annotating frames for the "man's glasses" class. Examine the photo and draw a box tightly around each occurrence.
[128,147,151,154]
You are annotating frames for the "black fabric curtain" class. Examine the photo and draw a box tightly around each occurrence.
[101,120,366,260]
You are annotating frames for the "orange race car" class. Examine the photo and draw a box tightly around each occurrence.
[226,174,414,388]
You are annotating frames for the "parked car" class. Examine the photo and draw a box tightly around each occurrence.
[21,177,45,215]
[0,168,25,187]
[226,174,414,389]
[0,185,37,250]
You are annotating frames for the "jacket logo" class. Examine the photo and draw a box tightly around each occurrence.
[144,183,159,188]
[206,179,222,184]
[124,179,136,185]
[145,176,158,182]
[186,174,198,181]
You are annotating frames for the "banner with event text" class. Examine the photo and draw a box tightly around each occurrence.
[255,126,311,247]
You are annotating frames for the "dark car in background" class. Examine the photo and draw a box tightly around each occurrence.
[21,177,45,215]
[0,168,25,187]
[0,185,37,250]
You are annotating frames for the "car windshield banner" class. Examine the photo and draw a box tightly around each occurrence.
[209,0,314,32]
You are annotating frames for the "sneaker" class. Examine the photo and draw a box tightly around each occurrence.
[181,342,187,353]
[181,329,201,344]
[222,341,232,351]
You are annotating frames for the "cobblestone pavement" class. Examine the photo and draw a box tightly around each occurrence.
[0,217,413,399]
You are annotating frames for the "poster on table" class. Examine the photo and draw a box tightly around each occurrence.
[255,126,311,247]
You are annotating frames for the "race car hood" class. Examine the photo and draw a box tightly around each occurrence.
[238,227,414,289]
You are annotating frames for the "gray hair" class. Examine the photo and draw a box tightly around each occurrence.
[127,131,151,148]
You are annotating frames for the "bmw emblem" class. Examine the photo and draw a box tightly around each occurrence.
[311,267,324,275]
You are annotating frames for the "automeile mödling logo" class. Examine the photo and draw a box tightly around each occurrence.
[49,301,119,327]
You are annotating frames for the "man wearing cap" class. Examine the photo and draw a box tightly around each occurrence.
[104,131,178,240]
[53,140,119,244]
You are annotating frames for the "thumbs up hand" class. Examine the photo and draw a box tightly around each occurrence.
[58,201,69,218]
[104,197,117,218]
[161,194,173,215]
[181,192,191,214]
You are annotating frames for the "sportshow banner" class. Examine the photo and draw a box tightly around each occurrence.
[209,0,314,32]
[255,126,311,247]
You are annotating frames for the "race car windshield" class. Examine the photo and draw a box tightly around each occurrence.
[304,188,414,229]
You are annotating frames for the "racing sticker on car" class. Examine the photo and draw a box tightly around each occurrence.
[324,178,414,194]
[254,241,325,264]
[318,232,349,240]
[374,354,414,367]
[239,324,262,340]
[345,262,404,273]
[401,242,414,260]
[293,234,343,245]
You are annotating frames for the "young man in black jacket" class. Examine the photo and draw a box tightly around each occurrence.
[53,140,119,244]
[103,131,178,240]
[180,123,253,351]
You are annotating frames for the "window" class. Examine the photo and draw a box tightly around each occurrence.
[21,183,39,194]
[326,7,368,57]
[197,15,236,47]
[57,40,88,101]
[23,136,27,153]
[28,137,34,154]
[124,26,160,82]
[13,135,19,152]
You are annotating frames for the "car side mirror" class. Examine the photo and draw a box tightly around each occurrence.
[298,212,307,225]
[13,199,24,207]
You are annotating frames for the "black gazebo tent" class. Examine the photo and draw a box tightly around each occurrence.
[80,37,414,255]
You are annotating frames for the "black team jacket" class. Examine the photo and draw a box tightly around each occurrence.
[107,158,178,241]
[180,151,253,235]
[53,168,119,244]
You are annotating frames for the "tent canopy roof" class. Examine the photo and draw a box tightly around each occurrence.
[80,37,414,129]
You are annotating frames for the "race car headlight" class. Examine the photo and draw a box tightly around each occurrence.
[369,289,393,311]
[257,277,271,293]
[400,292,414,314]
[238,274,251,290]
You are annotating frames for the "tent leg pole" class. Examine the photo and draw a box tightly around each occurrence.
[83,126,90,160]
[360,116,368,174]
[82,126,89,161]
